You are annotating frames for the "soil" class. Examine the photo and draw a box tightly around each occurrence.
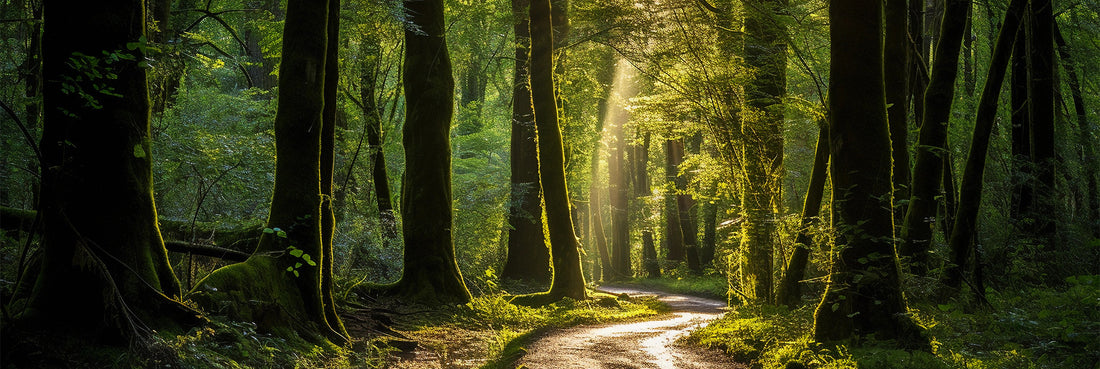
[516,285,745,369]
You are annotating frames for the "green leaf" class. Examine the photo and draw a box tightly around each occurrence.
[263,228,275,234]
[306,259,317,267]
[276,230,287,238]
[295,262,302,268]
[133,144,146,158]
[289,249,304,258]
[831,303,840,312]
[292,270,299,277]
[286,266,293,272]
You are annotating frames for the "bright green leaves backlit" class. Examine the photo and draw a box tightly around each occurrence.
[262,227,316,278]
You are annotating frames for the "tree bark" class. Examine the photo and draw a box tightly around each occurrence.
[1027,0,1057,245]
[813,0,927,348]
[531,0,586,300]
[885,0,910,207]
[776,125,828,307]
[945,0,1025,291]
[900,0,970,275]
[664,140,685,263]
[740,0,787,304]
[1009,28,1032,221]
[503,0,552,285]
[320,0,348,341]
[358,34,397,243]
[191,0,346,343]
[393,0,472,303]
[22,0,199,341]
[1054,23,1100,237]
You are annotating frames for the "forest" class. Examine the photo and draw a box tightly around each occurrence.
[0,0,1098,367]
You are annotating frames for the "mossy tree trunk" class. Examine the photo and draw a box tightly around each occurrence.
[1009,28,1032,222]
[777,126,828,307]
[740,0,786,304]
[320,0,348,339]
[22,0,198,341]
[813,0,927,348]
[190,0,346,343]
[900,0,969,275]
[1026,0,1057,248]
[531,0,586,300]
[395,0,472,303]
[945,0,1025,292]
[358,34,397,242]
[885,0,909,210]
[503,0,552,285]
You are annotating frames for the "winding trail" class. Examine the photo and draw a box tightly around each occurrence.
[518,285,745,369]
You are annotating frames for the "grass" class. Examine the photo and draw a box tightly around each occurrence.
[685,274,1100,369]
[613,273,730,301]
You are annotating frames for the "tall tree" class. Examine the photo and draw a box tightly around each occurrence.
[19,0,199,340]
[776,125,829,307]
[885,0,909,207]
[608,60,638,279]
[1027,0,1057,246]
[319,0,348,339]
[900,0,970,275]
[529,0,586,300]
[502,0,552,285]
[358,33,397,243]
[813,0,927,348]
[740,0,787,304]
[392,0,472,303]
[1054,24,1100,237]
[945,0,1026,291]
[192,0,346,343]
[664,139,686,263]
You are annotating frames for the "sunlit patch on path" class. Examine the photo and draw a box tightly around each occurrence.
[519,285,745,369]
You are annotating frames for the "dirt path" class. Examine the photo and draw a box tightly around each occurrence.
[517,285,745,369]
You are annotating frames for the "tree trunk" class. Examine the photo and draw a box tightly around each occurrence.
[21,0,199,341]
[502,0,552,285]
[740,0,786,304]
[900,0,970,275]
[590,145,613,281]
[319,0,348,341]
[531,0,586,300]
[1027,0,1057,247]
[700,181,719,267]
[394,0,471,303]
[642,230,660,277]
[945,0,1025,291]
[1054,23,1100,237]
[191,0,345,343]
[679,136,701,272]
[885,0,910,207]
[359,35,397,244]
[664,140,685,263]
[607,61,638,280]
[813,0,927,348]
[1009,28,1032,221]
[776,125,828,307]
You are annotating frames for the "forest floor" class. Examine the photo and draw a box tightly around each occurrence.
[516,285,744,369]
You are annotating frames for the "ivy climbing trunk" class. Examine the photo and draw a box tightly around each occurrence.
[394,0,472,303]
[21,0,199,341]
[813,0,927,348]
[503,0,552,285]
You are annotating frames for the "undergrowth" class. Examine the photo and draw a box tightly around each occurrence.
[687,275,1100,369]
